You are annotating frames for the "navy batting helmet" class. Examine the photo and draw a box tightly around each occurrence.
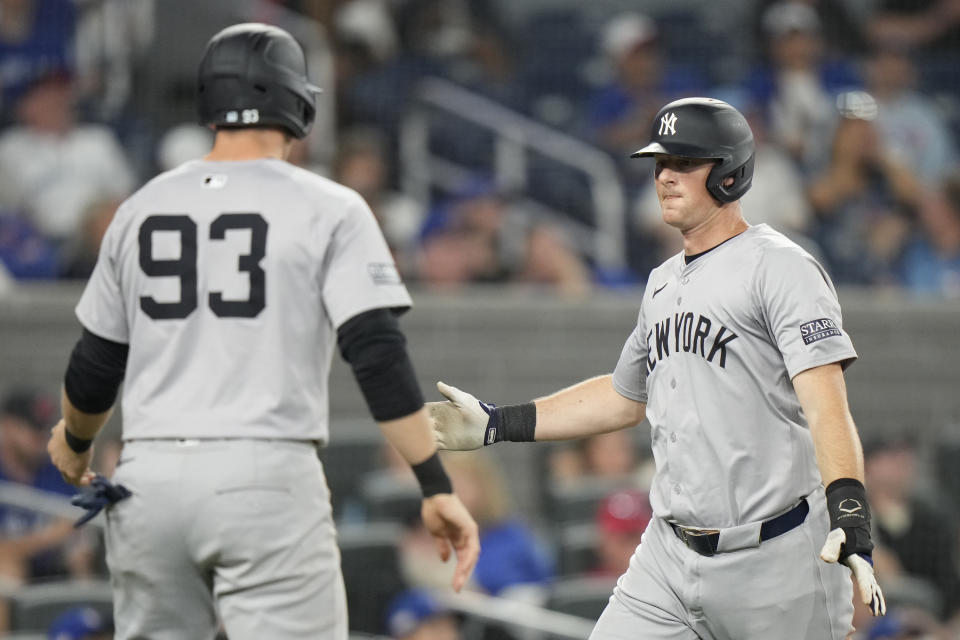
[631,97,755,203]
[197,23,321,139]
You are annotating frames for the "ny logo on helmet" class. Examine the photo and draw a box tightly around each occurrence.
[659,112,678,136]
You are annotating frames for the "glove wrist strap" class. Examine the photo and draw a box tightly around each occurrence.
[490,403,536,443]
[64,426,93,453]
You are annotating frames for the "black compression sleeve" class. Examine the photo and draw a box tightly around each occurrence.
[64,329,129,413]
[337,307,425,422]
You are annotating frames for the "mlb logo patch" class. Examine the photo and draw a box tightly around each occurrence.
[800,318,842,345]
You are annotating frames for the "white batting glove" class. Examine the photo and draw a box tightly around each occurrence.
[819,528,887,616]
[426,381,494,450]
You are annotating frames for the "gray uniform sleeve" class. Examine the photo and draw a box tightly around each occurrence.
[612,308,649,403]
[75,217,130,343]
[322,193,412,329]
[756,246,857,379]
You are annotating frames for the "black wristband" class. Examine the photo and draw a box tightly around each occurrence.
[64,427,93,454]
[411,451,453,497]
[492,403,537,443]
[825,478,870,527]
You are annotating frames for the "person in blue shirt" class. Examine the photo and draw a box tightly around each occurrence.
[443,452,555,600]
[0,389,87,582]
[901,172,960,298]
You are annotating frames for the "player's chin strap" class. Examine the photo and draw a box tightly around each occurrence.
[819,478,886,616]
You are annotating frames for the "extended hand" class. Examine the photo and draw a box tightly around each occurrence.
[820,528,886,616]
[427,382,494,450]
[420,493,480,592]
[47,420,95,487]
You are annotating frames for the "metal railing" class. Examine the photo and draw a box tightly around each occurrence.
[0,482,97,529]
[435,589,596,640]
[399,77,627,271]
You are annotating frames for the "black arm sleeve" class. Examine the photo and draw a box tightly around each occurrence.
[63,329,129,413]
[337,307,425,422]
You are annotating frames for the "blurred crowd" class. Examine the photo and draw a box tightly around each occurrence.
[0,0,959,297]
[2,0,960,637]
[3,386,960,639]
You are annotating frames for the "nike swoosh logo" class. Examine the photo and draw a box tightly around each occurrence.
[652,283,668,299]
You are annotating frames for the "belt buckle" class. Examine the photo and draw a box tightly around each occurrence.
[678,526,718,557]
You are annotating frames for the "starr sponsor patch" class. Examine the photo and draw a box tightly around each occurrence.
[800,318,842,345]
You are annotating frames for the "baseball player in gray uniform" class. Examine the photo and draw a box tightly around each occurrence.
[428,98,885,639]
[46,23,479,640]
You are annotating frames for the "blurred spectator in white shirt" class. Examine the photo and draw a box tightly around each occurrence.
[865,43,957,185]
[0,68,134,243]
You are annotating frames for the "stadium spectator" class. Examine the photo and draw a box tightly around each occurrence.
[592,488,651,579]
[47,605,113,640]
[744,1,861,174]
[901,171,960,298]
[445,451,554,600]
[0,68,135,244]
[863,43,957,185]
[72,0,153,122]
[865,436,960,622]
[384,588,460,640]
[58,197,120,280]
[0,0,75,125]
[399,451,554,601]
[334,127,425,274]
[417,185,590,296]
[340,0,469,133]
[0,389,97,633]
[807,91,921,285]
[155,123,214,173]
[0,210,60,279]
[586,12,704,178]
[867,0,960,55]
[547,429,653,491]
[751,0,869,58]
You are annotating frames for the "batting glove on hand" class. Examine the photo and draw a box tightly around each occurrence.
[427,381,496,450]
[820,528,886,616]
[71,473,132,528]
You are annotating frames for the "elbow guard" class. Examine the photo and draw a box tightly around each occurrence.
[337,308,425,421]
[63,329,129,413]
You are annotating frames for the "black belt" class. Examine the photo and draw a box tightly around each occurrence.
[670,498,809,557]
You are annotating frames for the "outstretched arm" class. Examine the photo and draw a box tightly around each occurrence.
[430,374,645,449]
[531,374,646,440]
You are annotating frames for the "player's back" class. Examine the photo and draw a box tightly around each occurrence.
[77,158,402,442]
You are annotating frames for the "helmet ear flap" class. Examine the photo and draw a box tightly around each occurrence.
[707,153,754,204]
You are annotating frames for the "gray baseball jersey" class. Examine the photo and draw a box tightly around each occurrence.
[76,158,411,443]
[612,223,857,528]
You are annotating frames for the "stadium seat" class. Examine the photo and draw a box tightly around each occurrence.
[556,521,600,576]
[318,434,383,519]
[7,579,113,632]
[545,476,637,525]
[545,574,615,619]
[338,522,406,634]
[359,471,421,524]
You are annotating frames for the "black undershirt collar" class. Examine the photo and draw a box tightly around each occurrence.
[684,229,747,265]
